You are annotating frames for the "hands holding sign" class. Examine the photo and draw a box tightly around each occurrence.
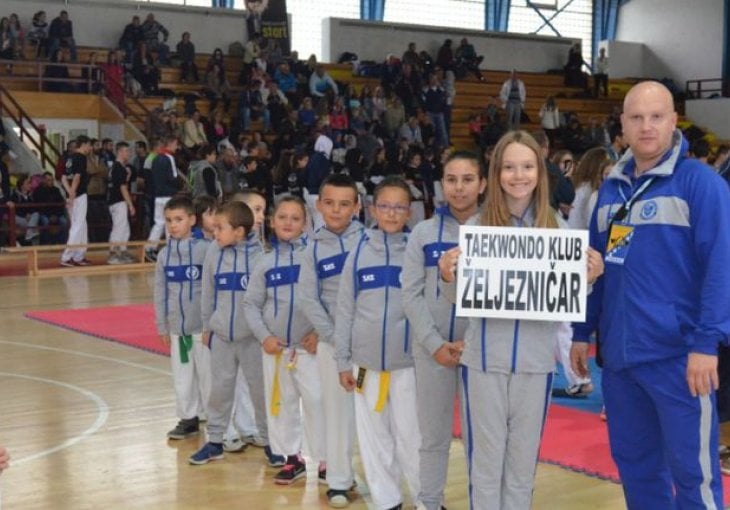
[438,246,460,283]
[586,247,604,284]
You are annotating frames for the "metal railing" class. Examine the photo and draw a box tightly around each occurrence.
[685,78,728,99]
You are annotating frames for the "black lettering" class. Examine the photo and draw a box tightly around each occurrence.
[527,271,539,311]
[504,270,515,311]
[574,237,583,261]
[557,273,569,312]
[536,237,545,259]
[461,268,473,309]
[514,270,526,311]
[464,233,473,256]
[570,272,581,314]
[473,269,484,309]
[546,271,557,311]
[549,236,558,260]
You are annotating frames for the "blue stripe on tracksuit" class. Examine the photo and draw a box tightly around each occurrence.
[461,366,475,510]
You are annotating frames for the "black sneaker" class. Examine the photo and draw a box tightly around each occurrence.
[167,417,199,440]
[144,249,158,263]
[326,489,350,508]
[264,445,286,467]
[318,464,327,485]
[273,457,306,485]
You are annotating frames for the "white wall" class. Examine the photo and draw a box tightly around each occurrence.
[615,0,724,86]
[323,18,577,73]
[686,98,730,140]
[3,0,248,55]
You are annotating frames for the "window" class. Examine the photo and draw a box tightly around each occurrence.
[509,0,594,65]
[384,0,484,31]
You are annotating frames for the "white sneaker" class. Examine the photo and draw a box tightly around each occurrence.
[222,437,245,453]
[107,254,124,265]
[120,252,136,263]
[242,435,267,448]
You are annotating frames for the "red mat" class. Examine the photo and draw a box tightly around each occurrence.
[25,304,170,356]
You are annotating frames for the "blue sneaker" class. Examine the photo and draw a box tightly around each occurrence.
[189,442,224,465]
[264,445,286,467]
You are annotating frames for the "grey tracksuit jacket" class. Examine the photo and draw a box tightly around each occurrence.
[243,235,314,347]
[201,235,264,342]
[443,208,564,374]
[334,228,413,373]
[298,221,365,345]
[153,237,209,336]
[402,206,469,358]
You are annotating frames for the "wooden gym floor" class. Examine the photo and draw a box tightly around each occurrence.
[0,272,632,509]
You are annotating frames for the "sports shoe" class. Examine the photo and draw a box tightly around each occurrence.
[273,457,306,485]
[264,445,286,467]
[242,435,267,448]
[120,252,137,263]
[144,249,157,263]
[60,259,75,267]
[167,417,199,440]
[223,437,246,453]
[75,258,93,266]
[189,442,224,465]
[107,254,124,265]
[318,463,327,485]
[327,489,350,508]
[552,382,593,399]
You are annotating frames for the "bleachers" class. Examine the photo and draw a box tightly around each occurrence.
[1,44,631,150]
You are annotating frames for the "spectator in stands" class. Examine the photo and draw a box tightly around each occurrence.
[207,47,225,74]
[183,110,208,151]
[539,96,561,146]
[396,62,422,117]
[0,17,15,72]
[208,110,228,147]
[101,50,125,110]
[309,64,338,104]
[48,10,76,62]
[713,144,730,173]
[383,95,406,140]
[80,51,101,94]
[551,150,575,177]
[499,69,526,130]
[564,42,586,88]
[436,38,454,71]
[9,174,40,245]
[204,63,231,113]
[398,116,423,146]
[421,73,449,148]
[593,47,609,98]
[33,171,67,244]
[141,13,169,65]
[455,37,485,81]
[690,139,711,164]
[274,62,299,107]
[119,16,144,64]
[401,42,422,74]
[584,116,610,148]
[132,41,160,96]
[44,48,73,93]
[443,69,456,136]
[606,126,626,161]
[242,33,261,81]
[189,143,221,200]
[215,147,241,197]
[262,80,288,133]
[9,14,24,60]
[297,95,316,130]
[176,32,199,84]
[28,11,48,59]
[329,96,349,134]
[533,130,575,217]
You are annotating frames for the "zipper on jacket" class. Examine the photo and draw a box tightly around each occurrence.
[381,231,390,371]
[176,240,186,335]
[229,247,238,341]
[286,243,295,347]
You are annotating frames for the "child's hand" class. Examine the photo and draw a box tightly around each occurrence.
[586,247,604,284]
[339,371,356,392]
[438,247,461,283]
[0,446,10,474]
[263,336,285,355]
[160,334,171,347]
[202,332,211,347]
[433,340,464,368]
[301,331,319,354]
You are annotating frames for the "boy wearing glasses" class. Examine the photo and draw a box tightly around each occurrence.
[334,176,421,510]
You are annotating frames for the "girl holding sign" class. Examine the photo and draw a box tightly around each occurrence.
[438,130,604,510]
[402,151,486,510]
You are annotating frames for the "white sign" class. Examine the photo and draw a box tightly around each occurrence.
[456,225,588,322]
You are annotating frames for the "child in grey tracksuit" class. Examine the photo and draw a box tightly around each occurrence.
[298,218,364,499]
[153,212,211,441]
[334,224,421,510]
[243,225,326,484]
[402,206,470,510]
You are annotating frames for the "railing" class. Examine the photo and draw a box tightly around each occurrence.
[0,58,152,132]
[0,83,63,172]
[685,78,728,99]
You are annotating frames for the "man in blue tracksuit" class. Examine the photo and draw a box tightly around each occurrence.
[572,81,730,510]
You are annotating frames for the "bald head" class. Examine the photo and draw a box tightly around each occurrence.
[621,81,678,174]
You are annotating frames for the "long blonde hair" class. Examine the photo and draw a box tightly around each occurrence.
[481,130,558,228]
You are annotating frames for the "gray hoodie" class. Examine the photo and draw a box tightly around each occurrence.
[442,207,564,374]
[201,234,264,342]
[243,235,314,347]
[334,228,413,373]
[298,220,365,345]
[402,206,469,358]
[154,237,210,336]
